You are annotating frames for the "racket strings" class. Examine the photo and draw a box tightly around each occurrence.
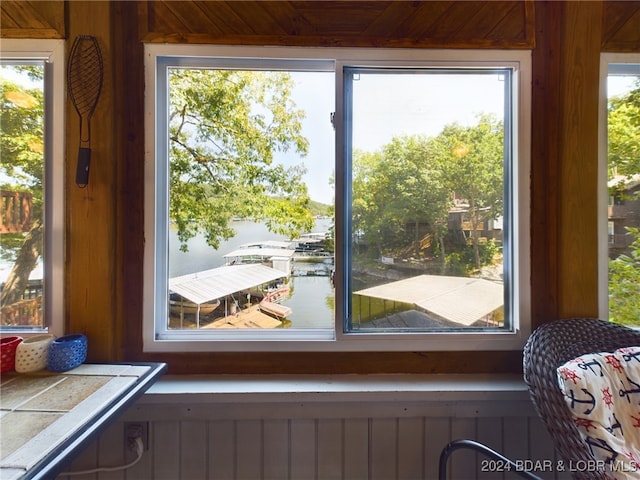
[68,36,103,120]
[71,72,100,116]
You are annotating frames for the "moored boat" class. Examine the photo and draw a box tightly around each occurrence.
[262,286,290,303]
[259,300,292,319]
[169,293,220,316]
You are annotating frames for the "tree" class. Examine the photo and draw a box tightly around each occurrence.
[0,66,45,317]
[609,227,640,326]
[351,115,504,273]
[168,69,314,251]
[608,79,640,183]
[607,79,640,327]
[351,136,450,262]
[430,115,504,270]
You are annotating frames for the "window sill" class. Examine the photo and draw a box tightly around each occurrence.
[139,373,528,404]
[122,374,534,421]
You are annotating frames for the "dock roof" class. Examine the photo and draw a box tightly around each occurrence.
[355,275,503,326]
[169,264,287,305]
[223,248,295,259]
[238,240,293,249]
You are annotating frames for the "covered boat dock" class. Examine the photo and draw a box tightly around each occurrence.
[354,275,504,327]
[223,247,295,274]
[169,264,290,327]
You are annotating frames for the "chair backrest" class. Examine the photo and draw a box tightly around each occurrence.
[522,318,640,480]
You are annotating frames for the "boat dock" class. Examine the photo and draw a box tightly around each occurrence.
[203,303,283,329]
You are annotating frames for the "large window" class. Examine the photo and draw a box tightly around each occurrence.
[0,40,64,336]
[599,54,640,327]
[144,45,531,352]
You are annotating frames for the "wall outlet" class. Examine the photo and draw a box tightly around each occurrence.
[124,422,148,453]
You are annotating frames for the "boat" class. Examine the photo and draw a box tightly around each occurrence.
[259,300,292,319]
[259,286,292,319]
[262,286,290,303]
[169,293,220,316]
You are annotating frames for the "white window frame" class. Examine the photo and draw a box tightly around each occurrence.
[143,44,532,352]
[598,52,640,320]
[0,39,65,337]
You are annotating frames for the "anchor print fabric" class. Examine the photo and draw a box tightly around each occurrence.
[557,346,640,479]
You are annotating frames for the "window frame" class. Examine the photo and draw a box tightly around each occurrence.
[143,44,532,352]
[598,52,640,320]
[0,39,65,337]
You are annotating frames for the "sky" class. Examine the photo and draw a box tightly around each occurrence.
[285,71,639,205]
[280,71,506,205]
[609,75,638,97]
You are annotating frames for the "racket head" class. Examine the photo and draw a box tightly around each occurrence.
[67,35,104,120]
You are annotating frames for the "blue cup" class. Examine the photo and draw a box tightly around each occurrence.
[47,334,88,372]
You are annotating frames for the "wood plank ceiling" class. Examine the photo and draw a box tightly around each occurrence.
[1,1,639,53]
[0,1,65,38]
[602,1,640,51]
[141,1,535,48]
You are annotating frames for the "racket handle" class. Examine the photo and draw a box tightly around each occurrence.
[76,147,91,187]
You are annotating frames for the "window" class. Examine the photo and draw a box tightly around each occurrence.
[0,40,64,336]
[144,45,531,352]
[599,53,640,327]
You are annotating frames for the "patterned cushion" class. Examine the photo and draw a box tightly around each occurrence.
[557,346,640,479]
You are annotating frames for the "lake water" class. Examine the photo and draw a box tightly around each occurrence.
[169,219,335,328]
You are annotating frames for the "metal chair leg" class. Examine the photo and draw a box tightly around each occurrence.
[438,439,543,480]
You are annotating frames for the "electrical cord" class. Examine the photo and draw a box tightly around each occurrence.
[62,436,144,477]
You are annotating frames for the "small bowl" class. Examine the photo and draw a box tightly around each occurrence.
[1,336,24,373]
[15,334,56,373]
[47,334,88,372]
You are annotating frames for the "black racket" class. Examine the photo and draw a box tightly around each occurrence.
[67,35,103,187]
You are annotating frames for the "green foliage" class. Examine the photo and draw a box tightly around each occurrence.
[0,65,46,309]
[609,227,640,327]
[607,80,640,326]
[0,65,45,216]
[352,135,451,260]
[445,240,499,276]
[307,199,332,217]
[608,79,640,181]
[168,69,314,251]
[0,234,24,263]
[431,114,504,269]
[352,115,504,271]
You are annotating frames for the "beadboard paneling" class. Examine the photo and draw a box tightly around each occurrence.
[58,391,571,480]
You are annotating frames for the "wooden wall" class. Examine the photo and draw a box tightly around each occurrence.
[2,1,640,374]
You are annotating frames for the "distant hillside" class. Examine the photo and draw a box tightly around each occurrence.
[309,199,332,217]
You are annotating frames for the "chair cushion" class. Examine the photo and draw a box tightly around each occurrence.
[557,346,640,479]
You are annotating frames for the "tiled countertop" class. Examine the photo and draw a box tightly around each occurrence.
[0,363,166,480]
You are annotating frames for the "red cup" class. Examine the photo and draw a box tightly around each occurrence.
[1,336,24,373]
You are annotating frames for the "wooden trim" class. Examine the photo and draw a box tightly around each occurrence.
[65,2,117,362]
[140,32,534,50]
[530,1,562,327]
[113,1,146,363]
[557,1,602,318]
[128,350,524,376]
[0,28,63,39]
